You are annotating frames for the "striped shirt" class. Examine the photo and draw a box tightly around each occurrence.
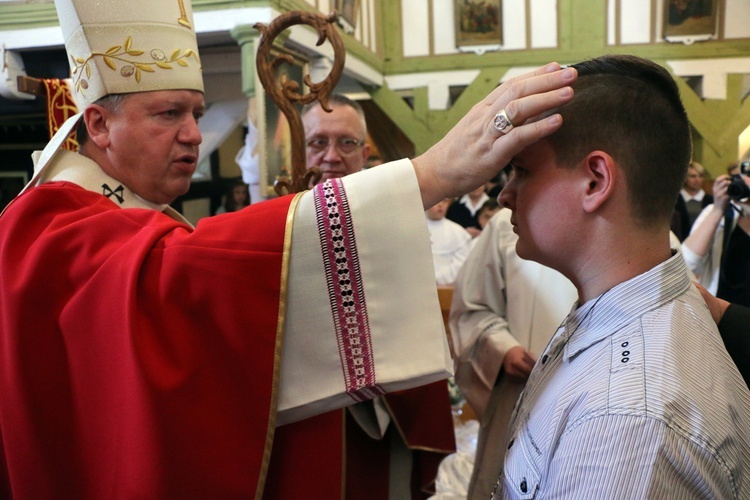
[494,253,750,499]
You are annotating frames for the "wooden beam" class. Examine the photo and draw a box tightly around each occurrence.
[16,75,44,96]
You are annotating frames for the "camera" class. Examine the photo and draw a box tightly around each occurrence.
[727,161,750,201]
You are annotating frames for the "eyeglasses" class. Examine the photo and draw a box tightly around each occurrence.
[306,137,365,155]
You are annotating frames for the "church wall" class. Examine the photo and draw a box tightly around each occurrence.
[301,0,380,55]
[398,0,750,57]
[363,0,750,175]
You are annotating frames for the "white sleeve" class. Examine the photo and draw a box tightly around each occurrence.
[276,159,452,425]
[434,224,472,285]
[680,204,724,294]
[680,205,713,274]
[447,229,472,285]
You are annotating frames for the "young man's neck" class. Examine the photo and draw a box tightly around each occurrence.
[573,228,673,303]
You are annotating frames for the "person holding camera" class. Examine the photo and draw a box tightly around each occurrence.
[683,161,750,306]
[672,162,713,241]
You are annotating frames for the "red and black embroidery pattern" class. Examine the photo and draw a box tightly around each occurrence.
[314,179,383,402]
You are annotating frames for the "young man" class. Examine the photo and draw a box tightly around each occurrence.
[493,55,750,498]
[450,205,577,499]
[302,95,457,499]
[0,0,577,497]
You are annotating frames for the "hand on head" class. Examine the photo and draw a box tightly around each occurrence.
[412,63,577,209]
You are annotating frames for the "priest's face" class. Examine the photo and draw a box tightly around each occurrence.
[96,90,205,205]
[303,103,370,184]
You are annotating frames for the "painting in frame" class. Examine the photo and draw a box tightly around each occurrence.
[663,0,719,42]
[454,0,503,48]
[333,0,361,34]
[256,50,306,198]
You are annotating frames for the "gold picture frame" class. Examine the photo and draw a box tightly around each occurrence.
[454,0,503,48]
[333,0,361,34]
[254,51,307,197]
[663,0,719,43]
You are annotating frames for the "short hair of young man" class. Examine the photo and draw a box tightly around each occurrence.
[548,55,692,228]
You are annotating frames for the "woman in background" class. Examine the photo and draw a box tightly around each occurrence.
[216,179,251,214]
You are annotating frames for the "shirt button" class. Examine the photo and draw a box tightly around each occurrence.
[520,478,528,493]
[541,354,548,364]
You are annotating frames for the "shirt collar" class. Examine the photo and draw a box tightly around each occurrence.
[39,150,168,212]
[458,193,489,212]
[680,188,705,202]
[562,251,691,361]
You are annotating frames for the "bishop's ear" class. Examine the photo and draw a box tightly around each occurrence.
[581,151,616,213]
[81,104,111,150]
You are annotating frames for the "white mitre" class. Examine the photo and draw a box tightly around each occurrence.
[27,0,204,190]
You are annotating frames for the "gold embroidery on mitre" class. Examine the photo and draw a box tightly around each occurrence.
[70,35,200,94]
[177,0,192,29]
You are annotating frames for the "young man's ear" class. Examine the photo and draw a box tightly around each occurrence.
[581,151,616,213]
[82,104,111,150]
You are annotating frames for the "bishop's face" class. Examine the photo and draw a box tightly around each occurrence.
[98,89,205,205]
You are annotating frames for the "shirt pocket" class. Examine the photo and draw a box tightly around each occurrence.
[502,426,542,499]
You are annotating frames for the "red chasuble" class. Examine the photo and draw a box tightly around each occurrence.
[0,181,314,498]
[344,383,456,499]
[1,163,455,498]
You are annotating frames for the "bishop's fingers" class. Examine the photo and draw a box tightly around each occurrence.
[482,64,577,110]
[485,66,577,135]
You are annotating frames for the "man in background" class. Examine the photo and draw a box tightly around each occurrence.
[302,96,457,498]
[302,94,370,182]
